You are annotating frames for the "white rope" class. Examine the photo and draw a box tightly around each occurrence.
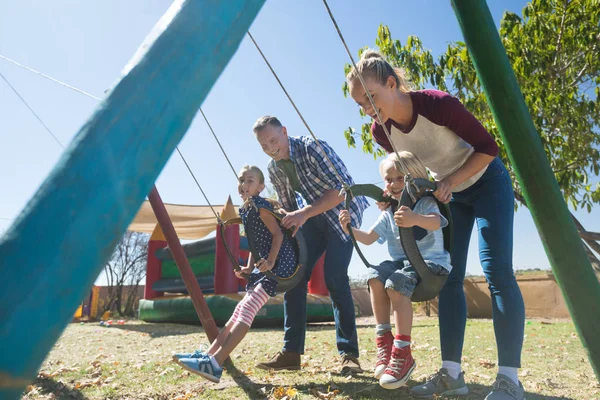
[321,0,404,165]
[0,54,223,217]
[0,71,64,149]
[247,31,350,192]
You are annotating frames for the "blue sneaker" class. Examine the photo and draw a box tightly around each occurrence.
[171,349,208,364]
[179,357,223,383]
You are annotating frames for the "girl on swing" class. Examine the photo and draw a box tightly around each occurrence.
[338,151,451,390]
[172,164,298,383]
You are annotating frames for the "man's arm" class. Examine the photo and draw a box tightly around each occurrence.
[302,189,344,219]
[280,189,342,234]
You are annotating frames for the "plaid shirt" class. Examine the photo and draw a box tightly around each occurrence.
[267,135,369,242]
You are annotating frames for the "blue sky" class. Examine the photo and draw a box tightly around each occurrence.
[1,0,598,284]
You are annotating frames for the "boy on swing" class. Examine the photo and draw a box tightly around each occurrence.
[338,151,451,390]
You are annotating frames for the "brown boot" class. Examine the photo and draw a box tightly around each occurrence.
[256,351,301,371]
[340,354,363,375]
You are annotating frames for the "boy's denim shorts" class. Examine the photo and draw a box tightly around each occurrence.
[366,259,449,298]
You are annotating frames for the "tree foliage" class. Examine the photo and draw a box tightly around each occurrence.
[342,0,600,212]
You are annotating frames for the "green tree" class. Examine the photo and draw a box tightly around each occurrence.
[342,0,600,269]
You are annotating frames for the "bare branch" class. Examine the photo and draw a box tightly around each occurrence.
[554,155,596,174]
[582,242,600,278]
[552,0,569,68]
[572,215,600,256]
[580,231,600,242]
[570,65,589,87]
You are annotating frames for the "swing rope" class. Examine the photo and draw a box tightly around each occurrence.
[0,54,225,222]
[198,108,238,182]
[247,31,350,193]
[320,0,399,156]
[0,55,101,100]
[0,71,65,149]
[0,54,255,284]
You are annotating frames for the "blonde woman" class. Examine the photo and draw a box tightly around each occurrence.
[346,50,525,400]
[339,152,451,390]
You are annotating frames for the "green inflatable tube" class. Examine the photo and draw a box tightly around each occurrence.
[139,294,336,326]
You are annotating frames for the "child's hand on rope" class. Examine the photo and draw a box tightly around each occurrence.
[394,206,418,228]
[235,264,253,279]
[338,210,351,234]
[376,189,392,211]
[255,258,274,273]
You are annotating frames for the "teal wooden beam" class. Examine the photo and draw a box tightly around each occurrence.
[451,0,600,380]
[0,0,265,397]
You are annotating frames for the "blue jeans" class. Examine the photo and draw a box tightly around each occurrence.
[282,215,358,357]
[439,157,525,367]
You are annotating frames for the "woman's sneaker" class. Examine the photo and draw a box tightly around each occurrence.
[179,357,223,383]
[379,346,416,389]
[410,368,469,398]
[485,374,525,400]
[374,332,394,379]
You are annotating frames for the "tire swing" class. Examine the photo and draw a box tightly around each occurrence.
[218,213,308,293]
[343,177,453,302]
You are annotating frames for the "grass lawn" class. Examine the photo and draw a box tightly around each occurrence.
[22,317,598,399]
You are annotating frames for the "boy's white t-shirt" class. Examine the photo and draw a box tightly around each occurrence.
[370,196,452,271]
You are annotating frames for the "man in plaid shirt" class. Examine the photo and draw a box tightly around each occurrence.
[252,116,369,374]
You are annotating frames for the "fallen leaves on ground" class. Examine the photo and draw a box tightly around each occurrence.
[74,377,103,389]
[159,367,175,376]
[170,390,198,400]
[309,384,340,400]
[479,359,496,368]
[269,386,298,399]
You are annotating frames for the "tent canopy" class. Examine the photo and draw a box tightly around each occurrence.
[128,196,238,240]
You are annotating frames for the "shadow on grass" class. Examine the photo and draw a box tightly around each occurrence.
[216,365,575,400]
[30,376,89,400]
[106,322,202,338]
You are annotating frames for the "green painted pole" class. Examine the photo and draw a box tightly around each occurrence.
[451,0,600,380]
[0,1,264,398]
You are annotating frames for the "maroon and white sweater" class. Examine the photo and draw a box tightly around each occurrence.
[371,90,498,192]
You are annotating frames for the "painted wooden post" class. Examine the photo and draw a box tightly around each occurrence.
[214,223,241,294]
[0,1,265,398]
[147,187,219,342]
[451,0,600,380]
[144,224,167,300]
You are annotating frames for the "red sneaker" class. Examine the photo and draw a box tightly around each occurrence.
[379,346,416,389]
[374,331,394,379]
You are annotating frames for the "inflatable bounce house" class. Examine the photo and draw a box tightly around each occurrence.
[130,197,335,326]
[73,286,100,321]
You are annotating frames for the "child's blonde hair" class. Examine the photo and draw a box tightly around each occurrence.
[238,164,265,184]
[238,164,282,211]
[379,151,428,180]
